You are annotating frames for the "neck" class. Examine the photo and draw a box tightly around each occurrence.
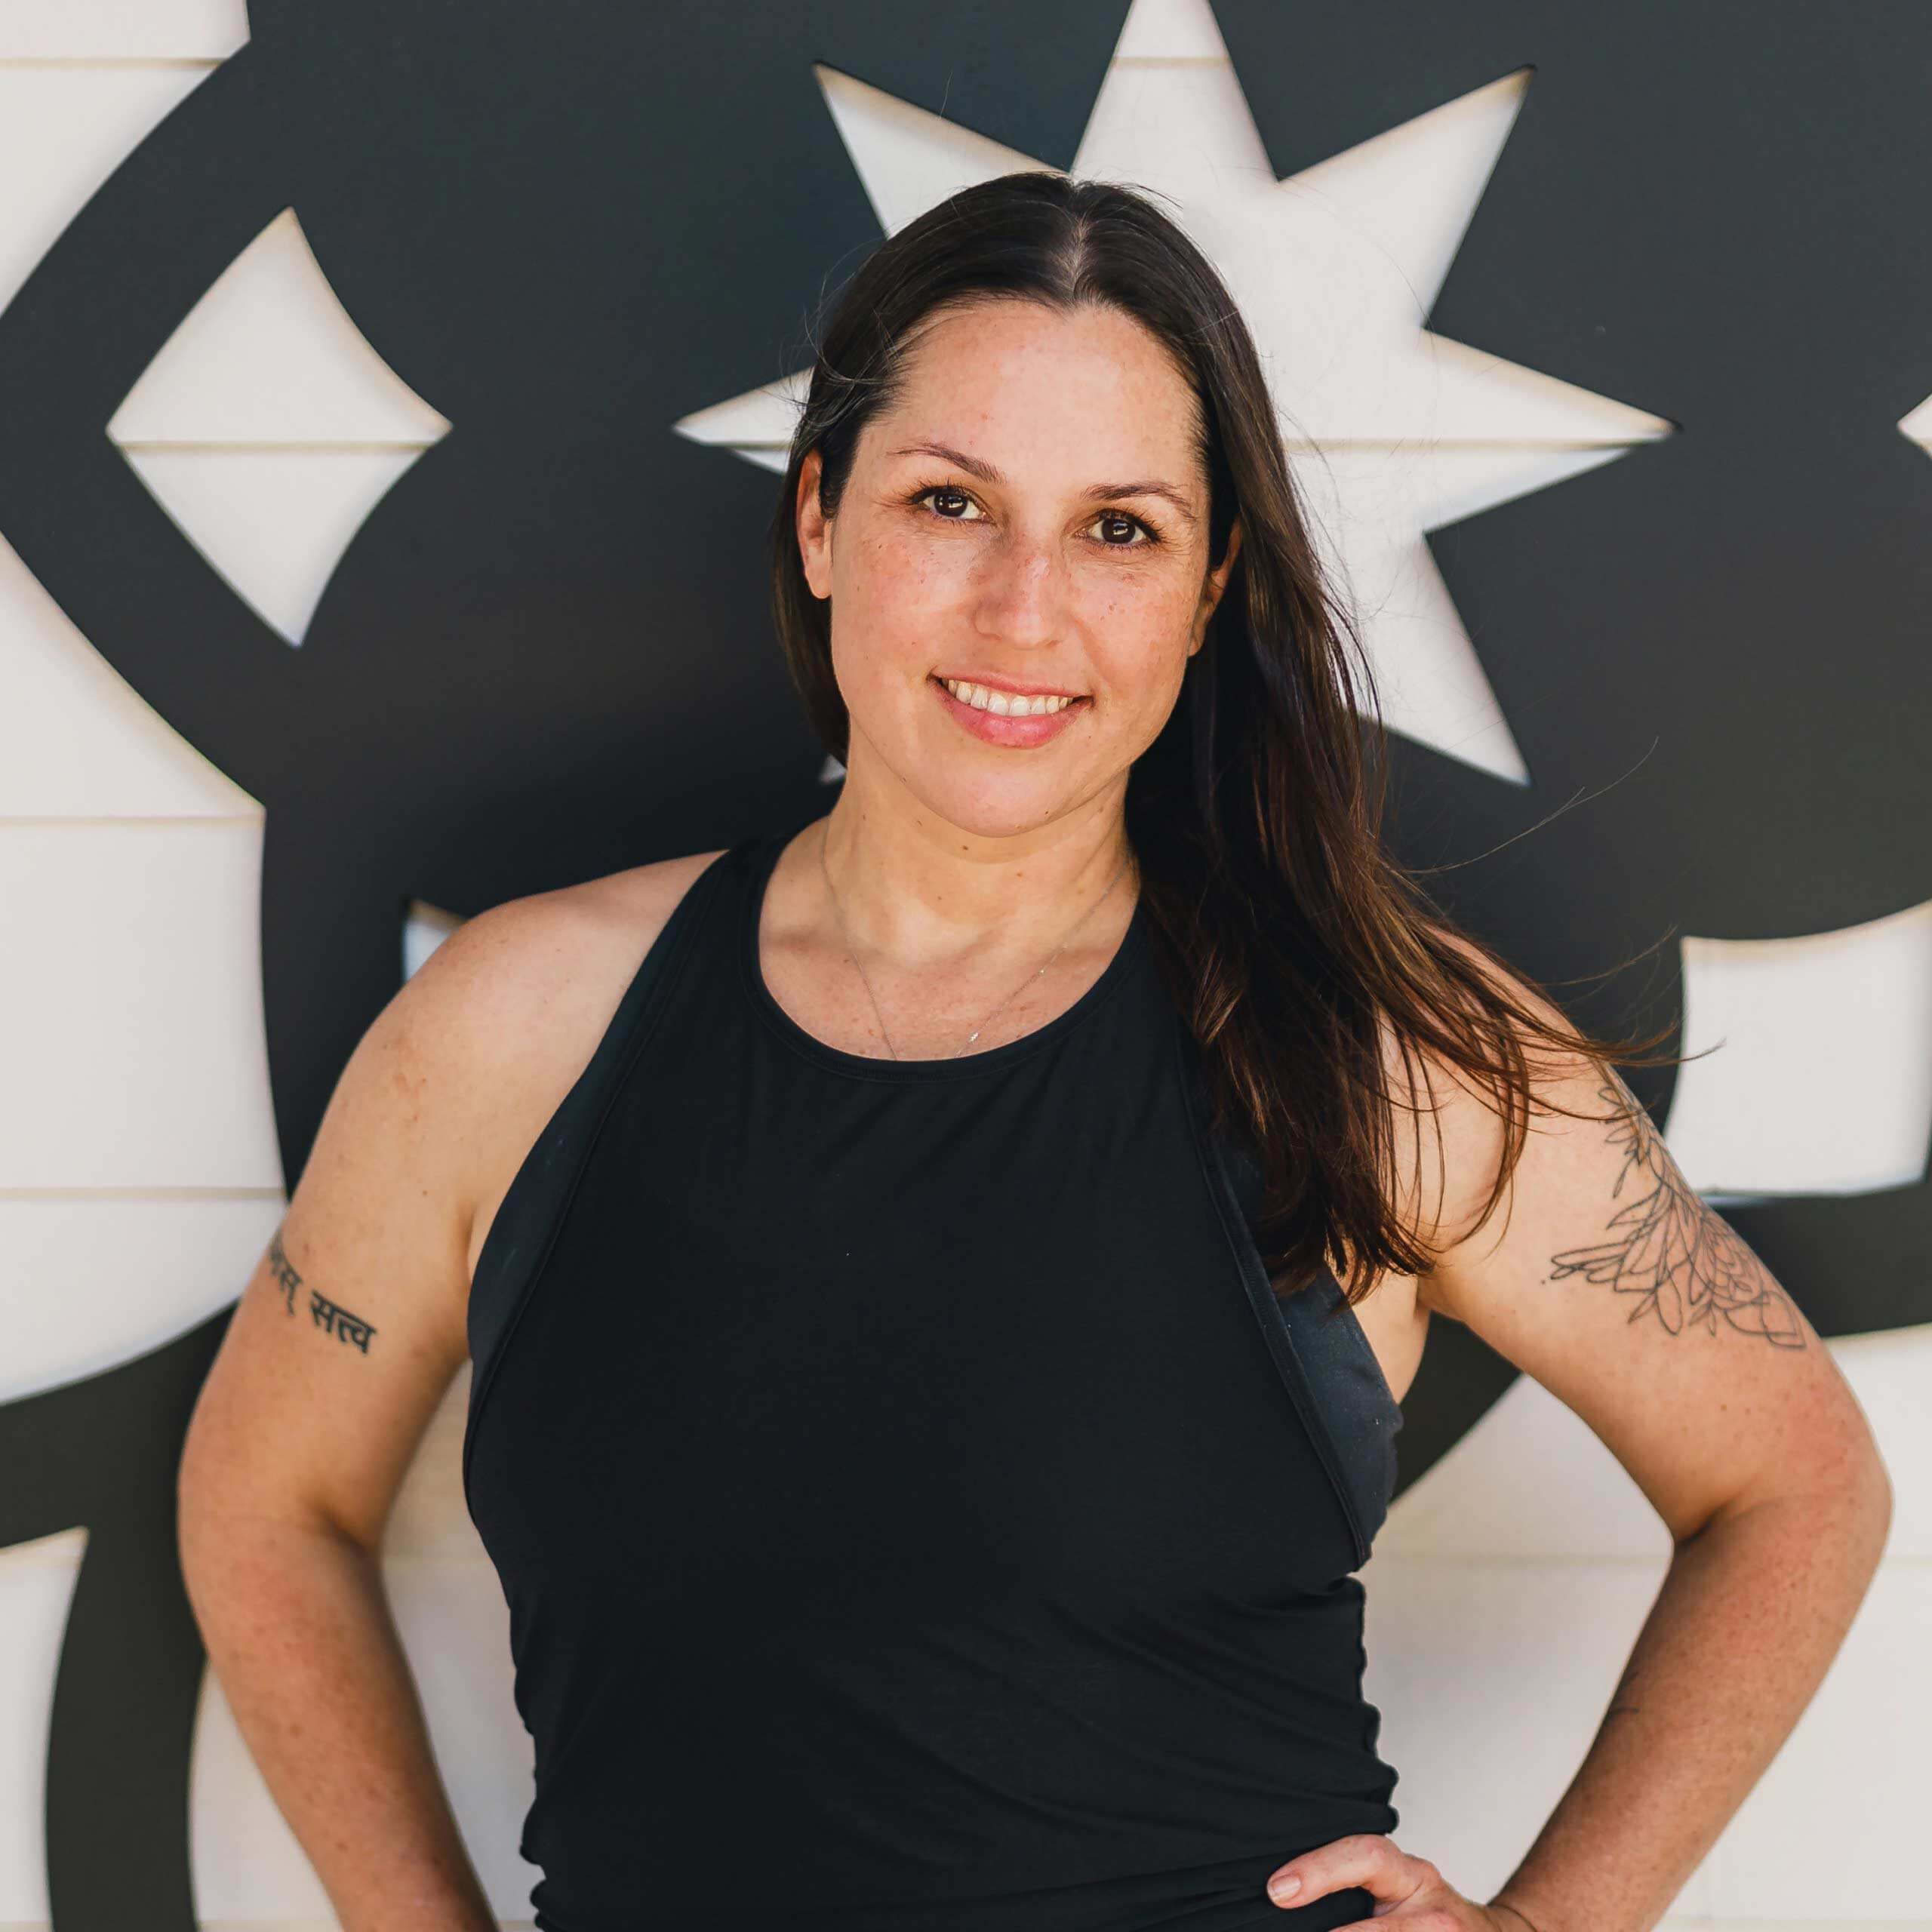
[803,788,1137,975]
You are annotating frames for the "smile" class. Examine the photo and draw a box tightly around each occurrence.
[938,677,1083,716]
[930,674,1091,746]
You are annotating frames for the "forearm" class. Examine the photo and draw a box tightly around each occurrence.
[1488,1469,1892,1932]
[180,1508,496,1932]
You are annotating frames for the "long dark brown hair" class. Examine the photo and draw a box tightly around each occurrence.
[764,171,1681,1305]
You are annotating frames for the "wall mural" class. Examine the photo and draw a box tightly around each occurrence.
[0,2,1925,1923]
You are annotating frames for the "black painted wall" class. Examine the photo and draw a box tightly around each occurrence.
[0,5,1925,1924]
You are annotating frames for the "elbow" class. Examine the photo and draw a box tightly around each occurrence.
[174,1409,285,1614]
[1850,1445,1896,1568]
[1801,1440,1894,1579]
[1822,1408,1896,1571]
[1688,1426,1894,1573]
[174,1419,235,1620]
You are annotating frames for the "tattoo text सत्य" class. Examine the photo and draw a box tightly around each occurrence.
[268,1228,379,1355]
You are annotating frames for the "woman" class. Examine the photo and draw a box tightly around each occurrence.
[178,173,1892,1932]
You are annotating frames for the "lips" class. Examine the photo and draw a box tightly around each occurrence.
[930,673,1091,746]
[932,674,1090,712]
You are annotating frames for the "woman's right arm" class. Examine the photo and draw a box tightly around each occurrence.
[176,888,591,1932]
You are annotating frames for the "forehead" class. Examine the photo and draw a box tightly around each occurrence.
[875,298,1204,480]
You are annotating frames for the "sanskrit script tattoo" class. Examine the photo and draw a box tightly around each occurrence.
[267,1231,303,1315]
[266,1228,379,1355]
[1546,1076,1807,1350]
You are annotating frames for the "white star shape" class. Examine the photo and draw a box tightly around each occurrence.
[673,0,1672,786]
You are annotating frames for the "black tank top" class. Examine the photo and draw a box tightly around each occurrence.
[464,830,1403,1932]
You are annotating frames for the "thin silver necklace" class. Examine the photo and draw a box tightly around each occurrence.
[815,821,1135,1060]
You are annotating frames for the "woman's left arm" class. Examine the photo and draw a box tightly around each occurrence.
[1266,992,1894,1932]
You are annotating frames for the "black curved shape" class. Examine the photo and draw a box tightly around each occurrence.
[0,5,1925,1923]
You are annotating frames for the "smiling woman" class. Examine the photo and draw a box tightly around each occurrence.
[788,291,1242,803]
[182,169,1890,1932]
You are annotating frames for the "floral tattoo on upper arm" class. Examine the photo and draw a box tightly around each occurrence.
[1546,1075,1807,1349]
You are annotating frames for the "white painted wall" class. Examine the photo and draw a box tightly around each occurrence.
[0,3,1923,1927]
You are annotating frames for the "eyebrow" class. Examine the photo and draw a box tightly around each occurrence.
[885,441,1201,530]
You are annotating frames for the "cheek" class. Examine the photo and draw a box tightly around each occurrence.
[832,531,963,694]
[1081,559,1198,632]
[1091,592,1198,696]
[829,540,937,703]
[841,523,952,617]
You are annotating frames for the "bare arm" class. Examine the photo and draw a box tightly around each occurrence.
[180,937,494,1930]
[1442,1061,1894,1932]
[1264,953,1892,1930]
[176,884,620,1932]
[179,1498,491,1930]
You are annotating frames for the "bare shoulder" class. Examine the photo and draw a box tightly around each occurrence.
[1343,923,1582,1401]
[1380,924,1887,1543]
[438,848,731,1281]
[418,848,725,1073]
[177,847,730,1551]
[1365,921,1579,1260]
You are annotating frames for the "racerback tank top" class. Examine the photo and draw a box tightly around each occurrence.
[463,829,1404,1932]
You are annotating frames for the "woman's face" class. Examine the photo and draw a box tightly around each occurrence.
[796,297,1243,842]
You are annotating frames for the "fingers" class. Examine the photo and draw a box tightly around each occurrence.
[1266,1832,1441,1909]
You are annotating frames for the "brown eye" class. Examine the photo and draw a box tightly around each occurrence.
[1092,510,1156,548]
[912,485,979,521]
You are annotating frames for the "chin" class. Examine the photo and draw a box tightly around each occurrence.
[914,782,1093,845]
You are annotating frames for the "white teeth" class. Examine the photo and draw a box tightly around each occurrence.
[941,678,1079,716]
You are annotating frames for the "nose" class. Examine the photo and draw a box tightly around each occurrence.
[974,534,1068,651]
